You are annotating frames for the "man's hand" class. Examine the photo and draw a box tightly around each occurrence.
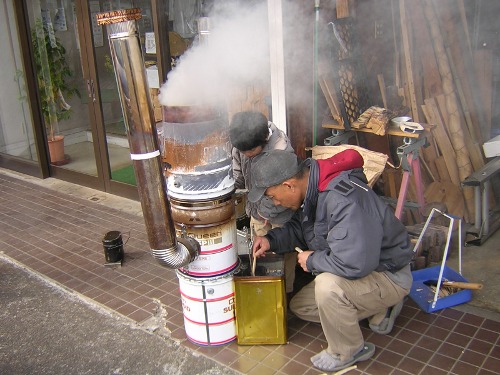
[257,212,269,227]
[252,236,271,258]
[297,250,313,272]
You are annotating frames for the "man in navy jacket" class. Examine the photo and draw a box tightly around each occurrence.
[250,149,413,372]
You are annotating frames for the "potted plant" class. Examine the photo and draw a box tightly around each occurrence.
[32,19,79,164]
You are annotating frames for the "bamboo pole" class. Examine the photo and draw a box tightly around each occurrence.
[399,0,419,121]
[423,0,475,220]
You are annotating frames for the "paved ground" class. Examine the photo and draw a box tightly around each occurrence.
[1,168,500,375]
[0,258,238,375]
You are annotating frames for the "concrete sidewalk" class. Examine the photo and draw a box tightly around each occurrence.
[0,257,238,375]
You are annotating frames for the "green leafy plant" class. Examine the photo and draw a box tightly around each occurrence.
[104,54,114,72]
[32,19,79,140]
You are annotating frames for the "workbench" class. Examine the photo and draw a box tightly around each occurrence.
[322,121,430,221]
[461,156,500,246]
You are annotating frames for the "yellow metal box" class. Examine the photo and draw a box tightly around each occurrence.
[234,254,287,345]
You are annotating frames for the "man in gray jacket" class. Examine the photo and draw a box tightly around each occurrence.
[230,111,297,293]
[250,149,413,372]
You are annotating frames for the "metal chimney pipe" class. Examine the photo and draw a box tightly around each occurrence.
[97,9,199,268]
[197,17,211,46]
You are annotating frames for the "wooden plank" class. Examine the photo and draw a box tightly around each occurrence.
[399,0,419,121]
[445,46,481,144]
[435,95,449,135]
[423,98,460,186]
[382,168,399,200]
[437,90,485,173]
[408,0,442,98]
[421,103,439,151]
[425,181,465,223]
[391,0,401,88]
[437,0,483,144]
[377,74,388,108]
[420,104,441,175]
[419,155,438,188]
[458,0,472,54]
[336,0,350,18]
[435,156,451,182]
[419,155,437,182]
[463,136,485,173]
[473,49,493,141]
[423,0,474,220]
[319,74,343,125]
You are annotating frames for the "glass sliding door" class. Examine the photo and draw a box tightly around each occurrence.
[27,0,99,176]
[0,0,38,163]
[88,0,144,186]
[23,0,169,198]
[89,0,163,187]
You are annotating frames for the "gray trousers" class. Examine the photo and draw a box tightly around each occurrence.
[290,271,409,360]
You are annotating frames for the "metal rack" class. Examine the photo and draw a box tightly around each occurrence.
[461,156,500,246]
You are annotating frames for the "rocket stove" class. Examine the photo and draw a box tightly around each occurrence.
[161,105,239,346]
[98,8,286,347]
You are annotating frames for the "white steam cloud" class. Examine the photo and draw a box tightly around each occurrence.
[159,2,270,107]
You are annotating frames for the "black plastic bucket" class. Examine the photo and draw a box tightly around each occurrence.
[102,231,124,263]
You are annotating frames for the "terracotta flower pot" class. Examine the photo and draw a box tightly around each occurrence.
[47,135,65,163]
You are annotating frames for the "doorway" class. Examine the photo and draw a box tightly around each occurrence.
[25,0,163,199]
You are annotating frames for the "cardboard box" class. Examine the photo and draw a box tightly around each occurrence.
[409,265,472,313]
[145,32,156,54]
[146,65,159,88]
[234,254,287,345]
[236,229,250,256]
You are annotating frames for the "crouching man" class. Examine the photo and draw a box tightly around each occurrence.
[250,149,413,372]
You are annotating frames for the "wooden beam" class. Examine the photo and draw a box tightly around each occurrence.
[336,0,350,18]
[319,74,343,125]
[423,98,460,186]
[409,0,442,98]
[399,0,419,121]
[423,0,474,218]
[377,74,388,109]
[474,49,493,141]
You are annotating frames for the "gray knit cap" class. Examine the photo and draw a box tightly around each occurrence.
[248,150,302,203]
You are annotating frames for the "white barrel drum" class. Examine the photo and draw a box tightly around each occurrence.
[162,106,238,345]
[177,271,237,346]
[177,220,238,277]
